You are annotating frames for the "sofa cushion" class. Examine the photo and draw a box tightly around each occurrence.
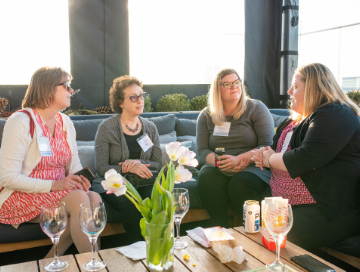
[175,118,196,136]
[148,114,176,135]
[0,118,7,147]
[159,131,177,144]
[160,141,192,166]
[78,146,96,174]
[271,113,288,128]
[72,119,104,141]
[77,140,95,146]
[0,223,47,243]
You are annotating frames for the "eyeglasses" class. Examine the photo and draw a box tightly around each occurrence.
[220,79,242,89]
[124,92,148,103]
[56,82,72,92]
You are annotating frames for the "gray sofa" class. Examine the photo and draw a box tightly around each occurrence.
[0,109,358,260]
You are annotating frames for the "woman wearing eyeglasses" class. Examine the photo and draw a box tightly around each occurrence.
[92,75,162,243]
[197,68,274,228]
[0,67,102,257]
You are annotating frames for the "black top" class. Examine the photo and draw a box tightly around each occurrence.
[279,103,360,221]
[123,131,142,159]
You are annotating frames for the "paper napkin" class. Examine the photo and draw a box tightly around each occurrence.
[116,241,146,260]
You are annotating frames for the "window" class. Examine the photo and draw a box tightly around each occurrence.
[298,0,360,89]
[129,0,245,84]
[0,0,71,85]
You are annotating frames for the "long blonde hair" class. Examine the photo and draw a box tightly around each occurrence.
[291,63,360,120]
[208,68,247,125]
[22,67,72,109]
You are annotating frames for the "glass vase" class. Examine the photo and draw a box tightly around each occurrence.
[145,221,174,271]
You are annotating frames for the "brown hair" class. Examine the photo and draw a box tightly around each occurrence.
[22,67,72,109]
[109,75,143,113]
[208,68,247,125]
[295,63,360,117]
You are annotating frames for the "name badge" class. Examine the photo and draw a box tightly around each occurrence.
[281,131,293,153]
[37,136,52,156]
[137,133,154,152]
[213,122,231,136]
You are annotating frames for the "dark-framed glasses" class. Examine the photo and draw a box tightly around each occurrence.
[56,82,72,92]
[220,79,242,89]
[125,92,148,103]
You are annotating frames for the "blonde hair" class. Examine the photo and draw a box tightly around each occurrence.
[292,63,360,119]
[208,68,247,125]
[22,67,72,109]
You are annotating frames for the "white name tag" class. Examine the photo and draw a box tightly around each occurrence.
[137,133,154,152]
[281,131,293,153]
[213,122,231,136]
[37,136,52,157]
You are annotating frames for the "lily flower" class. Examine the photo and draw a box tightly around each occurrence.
[175,166,192,184]
[177,146,198,167]
[101,169,127,196]
[165,141,182,161]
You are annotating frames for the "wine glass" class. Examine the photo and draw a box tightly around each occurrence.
[79,202,107,271]
[264,202,293,270]
[173,188,190,249]
[40,202,68,272]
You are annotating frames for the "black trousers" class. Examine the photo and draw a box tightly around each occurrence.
[100,186,153,244]
[198,167,269,228]
[198,166,360,251]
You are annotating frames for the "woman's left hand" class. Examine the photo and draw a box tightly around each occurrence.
[119,159,141,173]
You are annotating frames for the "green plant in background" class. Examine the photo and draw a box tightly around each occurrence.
[155,93,191,112]
[144,93,153,112]
[347,89,360,106]
[190,94,208,111]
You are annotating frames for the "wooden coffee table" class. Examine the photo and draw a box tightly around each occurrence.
[0,227,343,271]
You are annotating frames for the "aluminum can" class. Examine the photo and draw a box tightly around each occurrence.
[243,200,260,233]
[215,147,225,167]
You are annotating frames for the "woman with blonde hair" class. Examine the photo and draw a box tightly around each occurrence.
[0,67,102,257]
[197,68,274,228]
[252,63,360,251]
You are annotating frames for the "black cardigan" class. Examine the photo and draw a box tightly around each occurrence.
[276,103,360,221]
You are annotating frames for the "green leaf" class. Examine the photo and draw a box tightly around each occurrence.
[163,189,175,224]
[150,211,167,226]
[169,164,176,192]
[123,176,142,203]
[141,197,151,210]
[151,171,164,208]
[140,218,146,240]
[139,202,152,223]
[153,193,163,216]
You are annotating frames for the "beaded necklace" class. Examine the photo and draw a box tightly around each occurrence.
[125,123,139,133]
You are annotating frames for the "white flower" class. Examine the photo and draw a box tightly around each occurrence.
[165,141,182,161]
[177,146,198,167]
[101,169,127,196]
[174,166,192,184]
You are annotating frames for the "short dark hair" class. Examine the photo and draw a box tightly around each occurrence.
[109,75,143,113]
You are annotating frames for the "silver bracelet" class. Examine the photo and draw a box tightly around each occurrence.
[50,180,55,192]
[268,154,273,168]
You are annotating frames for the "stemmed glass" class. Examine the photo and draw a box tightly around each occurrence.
[40,202,68,272]
[173,188,190,249]
[264,202,293,270]
[79,202,107,271]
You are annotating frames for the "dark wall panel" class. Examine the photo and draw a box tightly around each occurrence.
[68,0,105,110]
[0,86,27,111]
[244,0,282,108]
[104,0,129,105]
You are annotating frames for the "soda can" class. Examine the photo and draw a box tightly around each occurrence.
[215,147,225,167]
[243,200,260,233]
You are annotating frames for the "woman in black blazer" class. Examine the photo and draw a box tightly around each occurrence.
[251,63,360,251]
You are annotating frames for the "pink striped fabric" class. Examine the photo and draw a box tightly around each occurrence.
[270,121,316,205]
[0,110,73,224]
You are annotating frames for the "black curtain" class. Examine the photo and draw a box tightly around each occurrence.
[244,0,282,108]
[68,0,129,110]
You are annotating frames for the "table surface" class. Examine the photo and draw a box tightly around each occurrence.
[0,227,344,272]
